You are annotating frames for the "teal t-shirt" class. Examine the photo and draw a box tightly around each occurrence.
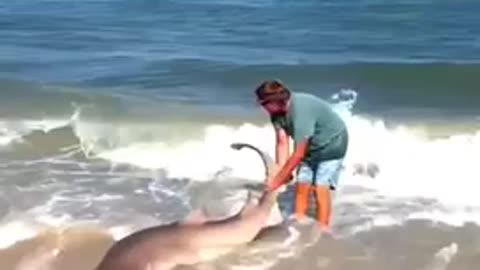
[271,92,348,166]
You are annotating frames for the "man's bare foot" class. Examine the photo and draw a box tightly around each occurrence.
[319,224,335,239]
[319,223,331,232]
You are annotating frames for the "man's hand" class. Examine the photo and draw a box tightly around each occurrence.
[265,162,293,193]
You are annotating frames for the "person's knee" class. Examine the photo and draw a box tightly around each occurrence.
[313,177,331,186]
[296,178,313,185]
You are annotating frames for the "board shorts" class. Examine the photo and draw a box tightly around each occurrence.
[277,158,344,219]
[296,158,344,190]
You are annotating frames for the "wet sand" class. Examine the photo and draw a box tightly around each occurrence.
[0,226,114,270]
[1,219,479,270]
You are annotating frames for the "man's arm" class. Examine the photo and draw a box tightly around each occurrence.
[267,138,309,192]
[275,128,290,166]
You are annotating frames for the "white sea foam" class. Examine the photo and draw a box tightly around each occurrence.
[2,89,480,248]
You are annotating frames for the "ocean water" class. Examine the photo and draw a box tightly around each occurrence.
[1,0,480,269]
